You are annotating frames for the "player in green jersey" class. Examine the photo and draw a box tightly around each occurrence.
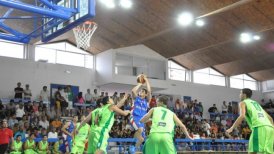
[78,95,130,154]
[38,135,50,154]
[71,115,90,154]
[227,88,274,154]
[24,133,37,154]
[10,135,23,154]
[141,95,193,154]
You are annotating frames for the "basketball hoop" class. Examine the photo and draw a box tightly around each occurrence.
[73,21,98,50]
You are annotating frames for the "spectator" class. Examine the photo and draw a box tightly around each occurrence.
[228,102,233,114]
[210,122,218,135]
[222,101,228,114]
[8,114,18,128]
[92,89,99,102]
[85,89,92,104]
[14,125,26,140]
[38,135,50,153]
[51,117,62,128]
[25,102,33,115]
[197,102,204,115]
[0,119,13,154]
[39,116,49,129]
[54,87,65,117]
[47,106,56,121]
[16,104,25,121]
[201,120,211,136]
[48,127,58,138]
[242,125,251,140]
[24,133,36,154]
[149,95,156,108]
[66,85,74,108]
[40,86,50,107]
[77,92,85,104]
[10,135,23,154]
[24,84,32,100]
[112,92,118,104]
[208,104,218,120]
[100,91,104,97]
[14,82,24,99]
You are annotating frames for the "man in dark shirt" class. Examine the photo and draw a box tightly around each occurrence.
[14,82,24,99]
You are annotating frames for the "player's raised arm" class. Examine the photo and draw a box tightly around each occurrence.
[173,114,193,140]
[226,101,246,133]
[143,76,152,101]
[110,105,130,116]
[117,94,129,108]
[77,112,92,131]
[140,109,154,123]
[132,83,142,98]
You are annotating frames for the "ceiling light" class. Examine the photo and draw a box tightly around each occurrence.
[253,35,261,40]
[195,19,205,27]
[240,32,252,43]
[100,0,116,8]
[177,12,194,26]
[120,0,133,9]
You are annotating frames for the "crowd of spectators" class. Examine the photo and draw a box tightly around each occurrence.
[0,82,274,153]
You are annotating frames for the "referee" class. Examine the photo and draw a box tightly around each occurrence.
[0,119,13,154]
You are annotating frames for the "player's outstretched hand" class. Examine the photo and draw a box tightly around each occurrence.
[226,128,233,134]
[125,110,131,115]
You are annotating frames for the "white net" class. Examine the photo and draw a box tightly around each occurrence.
[73,21,98,50]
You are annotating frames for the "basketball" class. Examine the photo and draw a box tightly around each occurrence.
[137,74,146,84]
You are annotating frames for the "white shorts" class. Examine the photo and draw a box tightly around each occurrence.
[67,101,73,110]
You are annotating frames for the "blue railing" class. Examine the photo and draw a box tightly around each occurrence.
[107,138,248,153]
[19,138,248,153]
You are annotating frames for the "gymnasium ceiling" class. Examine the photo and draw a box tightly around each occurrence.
[1,0,274,81]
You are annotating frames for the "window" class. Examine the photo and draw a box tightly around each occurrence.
[193,68,226,86]
[35,42,94,69]
[168,60,189,81]
[0,40,24,59]
[35,47,56,63]
[230,74,257,90]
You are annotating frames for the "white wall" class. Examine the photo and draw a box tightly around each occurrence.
[115,44,166,61]
[157,79,263,117]
[95,49,114,86]
[95,45,264,118]
[0,56,95,99]
[262,80,274,100]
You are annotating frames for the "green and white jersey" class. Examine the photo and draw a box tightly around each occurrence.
[243,98,273,128]
[150,107,175,134]
[98,104,115,131]
[75,123,90,142]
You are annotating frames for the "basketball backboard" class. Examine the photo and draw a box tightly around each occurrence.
[42,0,95,42]
[0,0,95,43]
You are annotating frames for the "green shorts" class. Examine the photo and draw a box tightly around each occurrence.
[71,139,86,154]
[143,132,176,154]
[87,128,109,154]
[71,145,85,154]
[249,126,274,154]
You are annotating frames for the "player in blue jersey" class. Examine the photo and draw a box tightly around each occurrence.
[130,75,151,148]
[61,115,78,152]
